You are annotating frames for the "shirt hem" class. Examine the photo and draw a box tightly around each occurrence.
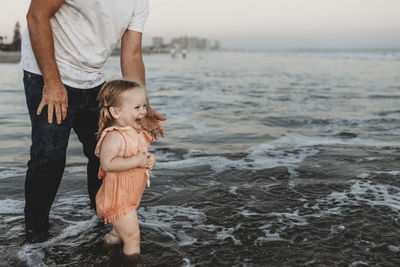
[127,26,144,33]
[21,66,106,89]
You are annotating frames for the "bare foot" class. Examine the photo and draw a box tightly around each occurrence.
[103,230,122,245]
[123,253,141,266]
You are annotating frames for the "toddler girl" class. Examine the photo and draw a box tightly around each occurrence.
[95,80,155,256]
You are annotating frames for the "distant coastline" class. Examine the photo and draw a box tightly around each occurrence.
[0,50,21,63]
[0,47,219,64]
[2,47,399,64]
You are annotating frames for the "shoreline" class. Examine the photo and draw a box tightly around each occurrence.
[0,51,21,63]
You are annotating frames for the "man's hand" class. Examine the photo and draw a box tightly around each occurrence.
[142,107,166,140]
[37,81,68,124]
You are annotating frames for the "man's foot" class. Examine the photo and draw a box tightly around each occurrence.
[25,228,49,243]
[90,201,97,210]
[25,221,50,243]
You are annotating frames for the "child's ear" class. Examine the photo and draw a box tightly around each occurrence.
[109,107,120,119]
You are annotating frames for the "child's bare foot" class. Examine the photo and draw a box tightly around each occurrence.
[103,229,122,245]
[123,253,141,265]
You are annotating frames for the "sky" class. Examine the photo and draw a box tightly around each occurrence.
[1,0,400,50]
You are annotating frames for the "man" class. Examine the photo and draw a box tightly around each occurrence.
[21,0,165,235]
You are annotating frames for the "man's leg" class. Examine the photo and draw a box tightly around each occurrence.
[23,71,73,232]
[72,84,103,209]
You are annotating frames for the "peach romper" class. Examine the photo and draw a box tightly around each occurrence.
[95,126,153,224]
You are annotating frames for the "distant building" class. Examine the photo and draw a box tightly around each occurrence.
[152,37,163,48]
[187,37,198,50]
[212,40,221,50]
[139,35,221,54]
[170,36,186,49]
[198,38,211,50]
[169,36,219,51]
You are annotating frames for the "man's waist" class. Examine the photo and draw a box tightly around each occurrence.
[21,60,106,89]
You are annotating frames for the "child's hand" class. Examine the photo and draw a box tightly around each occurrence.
[145,153,156,170]
[136,151,150,168]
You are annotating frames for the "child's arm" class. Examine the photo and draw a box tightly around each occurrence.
[100,131,150,172]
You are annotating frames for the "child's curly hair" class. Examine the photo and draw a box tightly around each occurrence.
[96,79,146,139]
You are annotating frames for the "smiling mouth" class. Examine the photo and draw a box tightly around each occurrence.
[135,118,142,123]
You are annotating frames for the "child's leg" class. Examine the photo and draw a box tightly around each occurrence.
[112,210,141,255]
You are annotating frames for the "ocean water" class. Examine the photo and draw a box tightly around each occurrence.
[0,50,400,266]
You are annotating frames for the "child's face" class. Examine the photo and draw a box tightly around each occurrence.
[115,88,147,129]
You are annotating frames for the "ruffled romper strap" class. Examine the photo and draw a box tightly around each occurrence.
[95,126,127,158]
[95,126,127,180]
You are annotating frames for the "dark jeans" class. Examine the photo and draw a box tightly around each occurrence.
[23,70,103,232]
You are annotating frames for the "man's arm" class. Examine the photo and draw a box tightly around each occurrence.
[120,30,166,139]
[120,30,146,85]
[27,0,67,124]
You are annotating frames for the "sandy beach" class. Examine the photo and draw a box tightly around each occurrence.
[0,51,21,63]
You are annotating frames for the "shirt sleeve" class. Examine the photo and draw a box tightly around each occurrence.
[128,0,150,33]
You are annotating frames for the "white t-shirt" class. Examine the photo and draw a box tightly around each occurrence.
[20,0,149,89]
